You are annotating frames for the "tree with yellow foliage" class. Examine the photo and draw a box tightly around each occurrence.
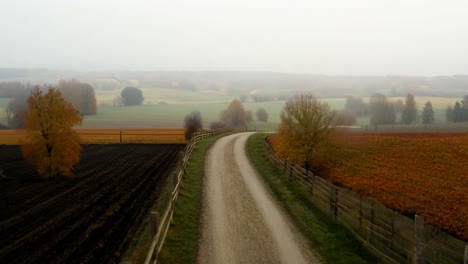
[221,99,246,128]
[276,95,335,170]
[22,87,82,179]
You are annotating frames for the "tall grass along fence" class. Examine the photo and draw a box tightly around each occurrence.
[144,129,230,264]
[263,137,467,264]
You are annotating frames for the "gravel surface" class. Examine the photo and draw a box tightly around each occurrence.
[198,133,321,264]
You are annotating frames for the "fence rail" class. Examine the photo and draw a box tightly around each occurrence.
[263,137,467,264]
[143,128,230,264]
[0,129,186,144]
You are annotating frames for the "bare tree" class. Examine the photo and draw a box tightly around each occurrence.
[184,110,203,140]
[277,94,335,170]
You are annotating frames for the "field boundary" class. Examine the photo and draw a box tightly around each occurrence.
[143,128,230,264]
[263,136,467,264]
[0,129,186,144]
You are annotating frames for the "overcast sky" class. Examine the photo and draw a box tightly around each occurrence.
[1,0,467,75]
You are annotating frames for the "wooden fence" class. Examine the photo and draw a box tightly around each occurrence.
[143,128,230,264]
[0,129,186,144]
[263,137,467,264]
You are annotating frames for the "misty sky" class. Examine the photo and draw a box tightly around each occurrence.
[1,0,467,75]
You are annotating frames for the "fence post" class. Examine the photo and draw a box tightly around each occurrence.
[334,187,338,218]
[464,245,468,264]
[367,205,374,245]
[283,159,288,176]
[150,211,158,236]
[289,164,293,181]
[359,195,363,227]
[414,215,425,264]
[307,170,314,196]
[329,184,337,219]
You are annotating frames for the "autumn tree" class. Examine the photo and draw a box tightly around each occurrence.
[421,101,434,128]
[256,108,269,122]
[184,110,203,140]
[58,79,97,115]
[276,95,335,170]
[401,93,418,124]
[221,99,246,128]
[22,87,82,179]
[121,87,144,106]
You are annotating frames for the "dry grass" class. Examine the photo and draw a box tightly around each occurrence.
[0,129,186,145]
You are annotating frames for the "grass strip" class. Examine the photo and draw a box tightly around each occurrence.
[157,134,224,264]
[247,133,381,264]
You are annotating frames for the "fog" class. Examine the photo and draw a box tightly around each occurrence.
[1,0,468,76]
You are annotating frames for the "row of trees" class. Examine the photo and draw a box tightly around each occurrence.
[58,80,97,115]
[446,96,468,122]
[183,99,270,139]
[346,94,436,126]
[4,80,97,128]
[5,83,145,129]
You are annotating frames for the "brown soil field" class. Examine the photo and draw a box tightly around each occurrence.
[0,144,184,263]
[0,129,186,145]
[269,132,468,241]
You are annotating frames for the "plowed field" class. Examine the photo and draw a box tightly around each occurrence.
[0,144,184,263]
[269,132,468,241]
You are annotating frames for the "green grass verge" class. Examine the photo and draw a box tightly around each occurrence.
[157,134,225,264]
[246,133,381,264]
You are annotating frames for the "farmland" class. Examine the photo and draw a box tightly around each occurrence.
[0,91,462,129]
[269,132,468,240]
[0,144,184,263]
[0,129,186,145]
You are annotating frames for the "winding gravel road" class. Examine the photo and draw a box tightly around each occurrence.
[198,133,321,264]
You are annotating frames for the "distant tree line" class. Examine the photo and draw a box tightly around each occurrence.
[58,80,97,115]
[345,94,437,127]
[1,80,97,128]
[446,96,468,122]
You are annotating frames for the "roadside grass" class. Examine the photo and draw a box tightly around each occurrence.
[246,133,380,264]
[157,134,225,264]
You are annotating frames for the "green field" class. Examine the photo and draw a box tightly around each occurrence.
[95,87,235,105]
[0,88,463,129]
[83,93,458,128]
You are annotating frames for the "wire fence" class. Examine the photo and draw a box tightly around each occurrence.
[263,137,467,264]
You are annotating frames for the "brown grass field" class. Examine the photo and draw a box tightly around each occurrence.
[0,129,186,145]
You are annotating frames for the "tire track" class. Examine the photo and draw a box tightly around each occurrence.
[198,133,321,264]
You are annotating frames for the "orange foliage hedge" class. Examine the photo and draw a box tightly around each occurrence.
[269,132,468,240]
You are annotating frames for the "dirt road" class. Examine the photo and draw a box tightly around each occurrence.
[198,133,321,264]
